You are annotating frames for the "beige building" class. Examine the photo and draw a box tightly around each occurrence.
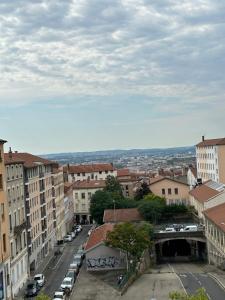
[64,183,74,232]
[64,163,117,183]
[149,176,189,205]
[117,169,142,198]
[204,203,225,267]
[196,136,225,184]
[187,166,197,189]
[4,152,57,272]
[4,152,28,297]
[73,180,105,223]
[0,140,11,300]
[52,169,65,242]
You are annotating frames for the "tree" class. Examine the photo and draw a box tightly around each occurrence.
[104,175,123,196]
[105,222,151,264]
[169,288,209,300]
[138,194,166,224]
[162,204,188,219]
[35,293,51,300]
[134,181,151,200]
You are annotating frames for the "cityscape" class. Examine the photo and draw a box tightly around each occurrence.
[1,1,225,300]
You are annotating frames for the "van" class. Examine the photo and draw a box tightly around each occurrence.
[180,225,197,232]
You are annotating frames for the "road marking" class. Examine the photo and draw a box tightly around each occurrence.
[168,264,187,295]
[207,293,212,300]
[52,252,64,270]
[208,273,225,291]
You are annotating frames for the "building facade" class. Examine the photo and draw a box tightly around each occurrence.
[0,140,11,300]
[64,183,74,233]
[149,176,189,205]
[64,163,117,183]
[73,180,105,224]
[4,154,28,298]
[196,136,225,184]
[52,169,65,243]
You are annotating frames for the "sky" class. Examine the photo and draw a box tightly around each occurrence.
[0,0,225,154]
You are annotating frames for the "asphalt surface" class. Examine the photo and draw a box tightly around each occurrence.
[178,272,225,300]
[42,225,91,297]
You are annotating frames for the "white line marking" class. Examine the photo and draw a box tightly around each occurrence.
[52,253,64,270]
[168,264,187,295]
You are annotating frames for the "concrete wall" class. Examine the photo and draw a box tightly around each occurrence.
[86,243,126,271]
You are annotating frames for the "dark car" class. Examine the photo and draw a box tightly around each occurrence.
[25,281,39,297]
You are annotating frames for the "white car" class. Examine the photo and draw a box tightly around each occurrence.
[70,232,76,239]
[60,277,74,292]
[87,229,92,236]
[33,273,45,287]
[64,235,72,242]
[53,291,65,300]
[159,227,176,233]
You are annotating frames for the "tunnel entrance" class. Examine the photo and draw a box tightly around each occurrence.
[155,239,207,263]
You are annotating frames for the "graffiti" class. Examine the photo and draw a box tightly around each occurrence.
[87,256,120,269]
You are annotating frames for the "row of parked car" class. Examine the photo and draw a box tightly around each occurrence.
[159,224,199,233]
[25,274,45,297]
[64,225,83,242]
[53,245,85,298]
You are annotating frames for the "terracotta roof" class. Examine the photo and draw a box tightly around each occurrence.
[103,208,143,223]
[150,176,188,186]
[189,183,220,203]
[196,138,225,147]
[72,180,106,189]
[4,152,56,168]
[117,169,130,177]
[85,223,114,251]
[66,163,115,174]
[64,182,73,194]
[204,202,225,232]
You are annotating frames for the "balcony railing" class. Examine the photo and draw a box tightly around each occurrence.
[39,172,44,178]
[14,221,27,235]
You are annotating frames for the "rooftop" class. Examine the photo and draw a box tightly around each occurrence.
[189,182,220,203]
[65,163,115,174]
[103,208,143,223]
[196,137,225,147]
[204,202,225,233]
[149,175,188,186]
[72,180,106,189]
[85,223,114,252]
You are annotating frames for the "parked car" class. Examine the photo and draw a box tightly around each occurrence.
[25,281,39,297]
[66,270,77,280]
[33,273,45,287]
[64,234,72,242]
[159,227,176,233]
[180,225,198,232]
[87,229,92,236]
[69,262,80,274]
[76,225,82,233]
[73,255,82,267]
[70,232,76,239]
[60,277,74,292]
[53,291,65,300]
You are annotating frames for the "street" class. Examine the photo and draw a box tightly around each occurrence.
[42,225,91,297]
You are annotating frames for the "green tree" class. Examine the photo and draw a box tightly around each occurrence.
[162,204,188,219]
[138,194,166,224]
[105,222,151,266]
[35,293,51,300]
[169,288,209,300]
[90,190,113,224]
[104,175,123,196]
[134,182,151,200]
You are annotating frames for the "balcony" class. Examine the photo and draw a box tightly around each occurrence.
[14,221,27,235]
[52,188,56,198]
[40,194,46,205]
[39,172,44,179]
[25,201,30,214]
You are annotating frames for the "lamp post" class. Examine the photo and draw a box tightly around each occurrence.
[113,200,116,223]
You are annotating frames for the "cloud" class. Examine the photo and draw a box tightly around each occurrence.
[0,0,224,117]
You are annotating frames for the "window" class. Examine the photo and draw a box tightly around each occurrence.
[174,188,178,195]
[0,174,3,190]
[1,203,4,220]
[81,193,85,199]
[168,188,171,195]
[9,215,12,232]
[88,192,92,200]
[162,188,165,195]
[3,234,6,252]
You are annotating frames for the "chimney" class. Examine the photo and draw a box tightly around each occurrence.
[202,135,205,142]
[8,147,12,159]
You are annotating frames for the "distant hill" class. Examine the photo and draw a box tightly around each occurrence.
[40,146,195,165]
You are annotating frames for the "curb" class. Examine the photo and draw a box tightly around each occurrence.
[208,273,225,291]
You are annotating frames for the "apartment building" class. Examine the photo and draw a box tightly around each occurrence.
[4,152,28,297]
[187,166,197,189]
[204,203,225,267]
[196,136,225,183]
[64,183,74,232]
[52,169,65,243]
[4,152,57,272]
[117,169,142,198]
[64,163,117,183]
[0,140,11,300]
[149,176,189,205]
[73,180,105,224]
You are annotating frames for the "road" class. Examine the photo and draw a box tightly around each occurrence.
[170,263,225,300]
[42,225,91,297]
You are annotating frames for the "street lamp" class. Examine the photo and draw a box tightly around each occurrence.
[113,200,116,222]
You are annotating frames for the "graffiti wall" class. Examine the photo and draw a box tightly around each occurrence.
[87,256,120,269]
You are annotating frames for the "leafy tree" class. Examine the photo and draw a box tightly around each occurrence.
[35,293,51,300]
[169,288,209,300]
[104,175,123,196]
[105,222,151,263]
[134,181,151,200]
[138,194,166,224]
[90,190,113,224]
[162,204,188,219]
